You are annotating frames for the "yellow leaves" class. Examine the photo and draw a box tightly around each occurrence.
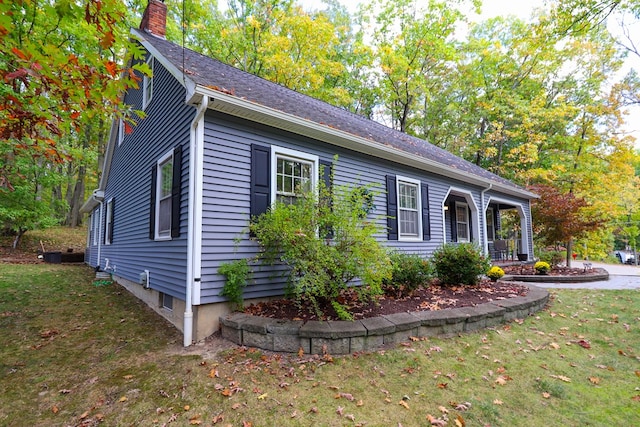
[542,392,551,399]
[257,393,268,400]
[588,376,600,385]
[550,374,572,382]
[398,400,410,409]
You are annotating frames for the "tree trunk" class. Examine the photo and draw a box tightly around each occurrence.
[12,228,27,250]
[566,237,573,268]
[66,165,85,227]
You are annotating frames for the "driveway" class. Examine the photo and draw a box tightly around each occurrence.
[535,260,640,290]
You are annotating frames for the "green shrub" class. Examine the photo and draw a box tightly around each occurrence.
[249,170,392,318]
[219,259,251,310]
[432,243,490,286]
[537,249,565,267]
[384,252,432,296]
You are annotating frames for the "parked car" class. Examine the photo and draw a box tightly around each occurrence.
[614,250,636,265]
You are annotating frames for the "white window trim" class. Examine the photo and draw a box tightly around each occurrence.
[396,175,422,241]
[118,119,124,146]
[270,145,319,204]
[456,202,470,243]
[486,207,495,242]
[142,57,153,109]
[105,198,113,245]
[161,293,173,311]
[92,211,98,246]
[155,150,173,241]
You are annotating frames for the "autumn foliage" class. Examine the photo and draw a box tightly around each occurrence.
[529,184,606,263]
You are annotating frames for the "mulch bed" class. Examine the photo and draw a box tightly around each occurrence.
[244,280,529,322]
[501,265,601,276]
[245,266,593,322]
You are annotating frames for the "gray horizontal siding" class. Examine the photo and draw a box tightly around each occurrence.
[198,111,496,304]
[97,57,195,300]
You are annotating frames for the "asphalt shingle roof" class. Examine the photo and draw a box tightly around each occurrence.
[135,29,528,195]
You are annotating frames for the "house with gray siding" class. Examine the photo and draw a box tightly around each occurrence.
[81,0,536,346]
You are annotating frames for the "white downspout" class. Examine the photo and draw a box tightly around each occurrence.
[97,201,104,267]
[480,184,492,256]
[185,95,209,347]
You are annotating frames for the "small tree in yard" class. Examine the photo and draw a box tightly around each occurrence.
[249,175,391,320]
[529,184,605,267]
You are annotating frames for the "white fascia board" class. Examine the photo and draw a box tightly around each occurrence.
[195,84,536,200]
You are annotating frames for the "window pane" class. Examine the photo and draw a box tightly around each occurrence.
[399,183,417,209]
[400,210,418,236]
[160,160,173,197]
[158,198,171,232]
[276,156,312,204]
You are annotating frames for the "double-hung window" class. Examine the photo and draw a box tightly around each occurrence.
[456,202,470,242]
[397,177,422,240]
[156,151,173,239]
[271,146,318,205]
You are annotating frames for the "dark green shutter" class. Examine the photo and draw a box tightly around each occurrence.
[320,159,333,239]
[149,164,157,239]
[421,183,430,241]
[107,199,115,243]
[386,175,398,240]
[250,144,271,218]
[171,146,182,238]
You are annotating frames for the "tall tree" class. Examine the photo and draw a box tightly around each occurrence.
[1,0,147,242]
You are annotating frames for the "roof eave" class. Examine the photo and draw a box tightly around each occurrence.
[195,85,536,200]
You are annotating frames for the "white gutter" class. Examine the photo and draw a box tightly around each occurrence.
[480,184,493,256]
[184,94,209,347]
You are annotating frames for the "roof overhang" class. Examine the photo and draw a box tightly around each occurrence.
[192,85,537,200]
[80,190,105,214]
[131,28,537,201]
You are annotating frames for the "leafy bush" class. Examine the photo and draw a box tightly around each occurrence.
[487,266,505,281]
[534,261,551,275]
[537,249,565,267]
[384,252,432,297]
[249,174,392,318]
[432,243,490,286]
[219,259,251,310]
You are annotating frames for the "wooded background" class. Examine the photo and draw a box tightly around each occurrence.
[2,0,639,258]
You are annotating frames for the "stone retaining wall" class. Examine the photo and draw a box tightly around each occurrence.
[220,283,549,355]
[502,267,608,283]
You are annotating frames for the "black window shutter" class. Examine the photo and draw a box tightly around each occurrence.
[421,183,430,241]
[149,164,157,239]
[108,199,115,243]
[386,175,398,240]
[250,144,271,218]
[319,159,333,239]
[171,145,182,238]
[450,203,458,242]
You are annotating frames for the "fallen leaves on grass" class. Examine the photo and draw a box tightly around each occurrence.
[550,375,571,382]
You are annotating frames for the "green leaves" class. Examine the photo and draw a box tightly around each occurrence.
[249,161,391,318]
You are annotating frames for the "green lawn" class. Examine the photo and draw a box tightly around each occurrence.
[0,263,639,426]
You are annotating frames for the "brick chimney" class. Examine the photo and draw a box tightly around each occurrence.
[140,0,167,38]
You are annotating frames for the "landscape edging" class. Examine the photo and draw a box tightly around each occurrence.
[501,267,609,283]
[219,283,550,355]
